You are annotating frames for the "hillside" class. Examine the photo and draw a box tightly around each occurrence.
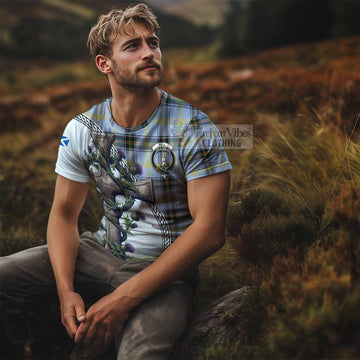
[2,36,358,129]
[147,0,229,26]
[0,0,215,58]
[1,36,359,358]
[0,0,127,30]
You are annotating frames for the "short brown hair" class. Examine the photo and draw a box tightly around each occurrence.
[87,3,159,58]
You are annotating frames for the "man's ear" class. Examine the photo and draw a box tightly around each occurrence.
[95,55,112,75]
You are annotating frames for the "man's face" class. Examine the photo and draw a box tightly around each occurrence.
[109,22,163,90]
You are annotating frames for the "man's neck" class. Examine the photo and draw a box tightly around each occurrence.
[110,86,162,129]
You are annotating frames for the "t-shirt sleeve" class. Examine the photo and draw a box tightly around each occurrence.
[180,114,232,182]
[55,119,91,183]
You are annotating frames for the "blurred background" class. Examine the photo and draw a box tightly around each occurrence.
[1,0,360,359]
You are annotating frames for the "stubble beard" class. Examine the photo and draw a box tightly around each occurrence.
[112,63,163,91]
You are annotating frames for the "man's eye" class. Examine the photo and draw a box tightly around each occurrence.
[126,44,138,50]
[149,41,159,49]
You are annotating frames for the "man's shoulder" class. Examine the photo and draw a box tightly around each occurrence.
[81,97,111,121]
[163,90,208,122]
[68,97,111,132]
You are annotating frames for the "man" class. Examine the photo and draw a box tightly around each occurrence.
[1,3,231,359]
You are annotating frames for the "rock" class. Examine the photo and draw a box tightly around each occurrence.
[172,286,264,359]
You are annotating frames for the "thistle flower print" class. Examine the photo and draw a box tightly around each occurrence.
[117,148,126,160]
[135,162,143,175]
[125,242,135,253]
[84,133,146,260]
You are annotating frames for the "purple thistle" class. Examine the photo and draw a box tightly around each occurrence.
[125,242,135,253]
[87,145,92,153]
[130,223,138,228]
[117,148,126,160]
[135,162,143,175]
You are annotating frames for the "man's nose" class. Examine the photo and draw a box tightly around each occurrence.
[141,42,154,60]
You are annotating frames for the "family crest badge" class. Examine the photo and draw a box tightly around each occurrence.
[151,142,175,175]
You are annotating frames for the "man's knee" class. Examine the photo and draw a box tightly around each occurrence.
[116,281,194,360]
[0,245,54,294]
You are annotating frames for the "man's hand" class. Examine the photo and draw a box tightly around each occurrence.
[59,291,86,340]
[74,290,137,350]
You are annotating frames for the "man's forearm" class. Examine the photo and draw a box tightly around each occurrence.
[47,213,80,297]
[114,219,224,304]
[46,176,89,299]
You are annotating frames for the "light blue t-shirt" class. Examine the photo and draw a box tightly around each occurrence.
[56,89,232,259]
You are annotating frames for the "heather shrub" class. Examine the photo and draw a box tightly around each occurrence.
[263,245,360,359]
[228,187,334,265]
[200,341,267,360]
[239,214,318,264]
[0,171,53,245]
[258,184,360,358]
[227,189,291,238]
[0,231,43,256]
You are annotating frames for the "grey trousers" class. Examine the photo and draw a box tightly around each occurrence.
[0,232,198,359]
